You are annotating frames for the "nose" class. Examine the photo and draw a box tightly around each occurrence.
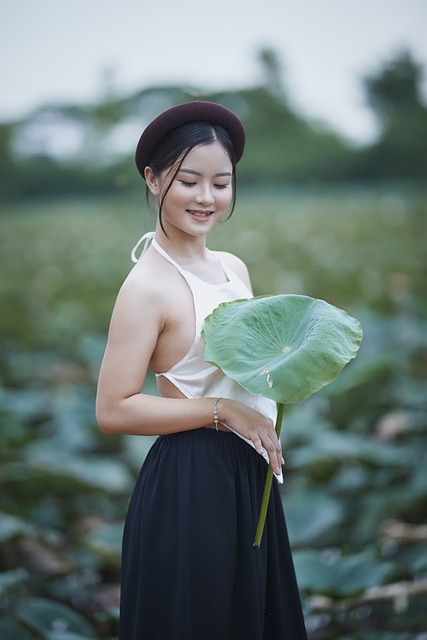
[195,182,214,205]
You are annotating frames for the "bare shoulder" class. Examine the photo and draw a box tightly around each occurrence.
[214,250,253,291]
[112,247,183,322]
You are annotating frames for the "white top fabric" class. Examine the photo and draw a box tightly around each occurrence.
[131,232,282,482]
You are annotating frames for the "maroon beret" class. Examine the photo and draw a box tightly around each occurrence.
[135,101,245,178]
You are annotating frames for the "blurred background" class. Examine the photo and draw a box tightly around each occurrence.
[1,1,426,638]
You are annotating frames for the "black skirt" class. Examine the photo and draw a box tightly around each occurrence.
[120,428,307,640]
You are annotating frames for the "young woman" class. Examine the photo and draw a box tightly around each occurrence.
[96,101,307,639]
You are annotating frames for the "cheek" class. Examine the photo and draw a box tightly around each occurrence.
[161,184,186,206]
[218,189,233,209]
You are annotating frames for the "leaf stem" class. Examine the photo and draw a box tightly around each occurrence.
[253,402,285,547]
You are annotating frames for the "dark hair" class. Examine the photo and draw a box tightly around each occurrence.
[146,121,237,234]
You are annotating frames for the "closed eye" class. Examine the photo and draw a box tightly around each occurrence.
[180,181,196,187]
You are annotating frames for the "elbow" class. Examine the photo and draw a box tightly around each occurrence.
[96,390,146,435]
[96,399,122,435]
[96,410,116,435]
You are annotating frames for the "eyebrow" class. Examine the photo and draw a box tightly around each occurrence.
[178,168,232,177]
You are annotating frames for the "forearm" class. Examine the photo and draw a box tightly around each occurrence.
[96,392,283,474]
[96,392,218,436]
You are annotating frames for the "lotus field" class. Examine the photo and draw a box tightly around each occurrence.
[0,184,426,639]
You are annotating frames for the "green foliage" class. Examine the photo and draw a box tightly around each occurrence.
[0,186,426,637]
[294,549,394,597]
[1,48,426,203]
[203,294,362,403]
[360,49,427,179]
[235,85,353,183]
[6,597,97,638]
[0,124,22,200]
[365,49,424,122]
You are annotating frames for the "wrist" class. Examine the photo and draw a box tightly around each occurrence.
[213,397,222,431]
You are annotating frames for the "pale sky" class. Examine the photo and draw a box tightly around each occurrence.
[2,0,426,143]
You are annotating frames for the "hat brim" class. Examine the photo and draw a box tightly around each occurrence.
[135,101,245,178]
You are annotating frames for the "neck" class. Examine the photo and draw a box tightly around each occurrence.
[154,225,208,261]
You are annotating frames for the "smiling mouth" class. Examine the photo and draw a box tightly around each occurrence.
[187,209,214,218]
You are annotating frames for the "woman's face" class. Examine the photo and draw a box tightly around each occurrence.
[146,141,233,239]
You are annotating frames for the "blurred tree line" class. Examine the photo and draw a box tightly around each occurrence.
[0,47,426,202]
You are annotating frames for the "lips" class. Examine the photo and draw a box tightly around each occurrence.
[187,209,214,218]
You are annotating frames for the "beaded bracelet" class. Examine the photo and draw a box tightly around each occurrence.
[213,398,222,431]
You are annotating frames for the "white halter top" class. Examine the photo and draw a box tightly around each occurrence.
[131,232,281,481]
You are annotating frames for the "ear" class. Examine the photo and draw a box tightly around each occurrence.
[144,166,161,196]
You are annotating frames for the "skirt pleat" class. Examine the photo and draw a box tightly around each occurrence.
[120,428,307,640]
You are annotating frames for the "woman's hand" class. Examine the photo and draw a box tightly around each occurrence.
[217,399,284,476]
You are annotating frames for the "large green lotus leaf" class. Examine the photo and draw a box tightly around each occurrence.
[293,548,394,597]
[0,619,34,640]
[15,597,97,637]
[202,294,363,404]
[283,489,345,546]
[83,522,123,564]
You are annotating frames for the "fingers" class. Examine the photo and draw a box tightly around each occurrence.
[218,399,283,473]
[251,420,283,475]
[259,430,283,475]
[252,434,266,457]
